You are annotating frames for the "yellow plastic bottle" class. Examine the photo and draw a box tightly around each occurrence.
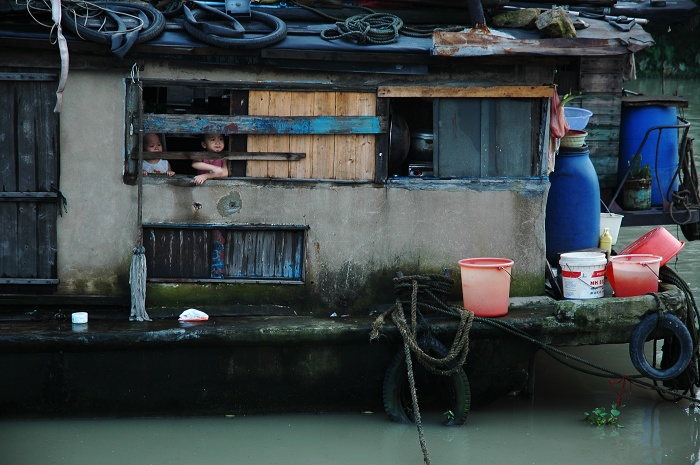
[599,227,613,256]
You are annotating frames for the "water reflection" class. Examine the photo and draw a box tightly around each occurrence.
[2,78,700,465]
[2,381,698,465]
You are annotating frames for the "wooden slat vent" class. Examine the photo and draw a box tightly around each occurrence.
[143,225,306,282]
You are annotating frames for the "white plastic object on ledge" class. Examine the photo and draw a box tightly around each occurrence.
[179,309,209,321]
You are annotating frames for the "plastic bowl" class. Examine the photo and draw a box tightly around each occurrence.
[561,129,587,147]
[564,107,593,131]
[618,227,685,267]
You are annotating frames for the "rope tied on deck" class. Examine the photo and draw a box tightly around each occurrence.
[370,274,473,375]
[370,274,473,465]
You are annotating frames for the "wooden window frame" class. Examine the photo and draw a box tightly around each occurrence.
[124,81,387,184]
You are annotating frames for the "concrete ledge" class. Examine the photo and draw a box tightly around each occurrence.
[0,286,687,418]
[0,285,685,351]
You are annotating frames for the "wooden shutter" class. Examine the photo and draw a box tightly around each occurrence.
[0,72,60,287]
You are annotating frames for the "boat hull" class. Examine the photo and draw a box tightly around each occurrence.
[0,286,687,418]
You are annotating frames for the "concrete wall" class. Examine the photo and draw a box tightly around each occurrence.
[58,70,134,296]
[55,64,549,314]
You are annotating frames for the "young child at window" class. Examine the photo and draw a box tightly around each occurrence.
[193,133,228,186]
[193,133,229,277]
[141,133,175,176]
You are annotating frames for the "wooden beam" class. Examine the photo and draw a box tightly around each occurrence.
[142,114,387,135]
[0,72,57,81]
[0,192,58,201]
[132,151,306,161]
[377,85,554,98]
[0,278,60,285]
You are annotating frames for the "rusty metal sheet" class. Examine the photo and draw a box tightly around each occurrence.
[432,18,654,57]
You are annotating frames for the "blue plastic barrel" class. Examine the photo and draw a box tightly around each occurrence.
[546,145,601,266]
[619,104,678,207]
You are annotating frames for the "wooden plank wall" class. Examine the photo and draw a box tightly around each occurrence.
[225,229,304,279]
[0,78,59,283]
[145,228,211,279]
[247,91,376,180]
[578,56,625,190]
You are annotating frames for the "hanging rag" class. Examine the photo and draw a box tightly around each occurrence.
[548,90,570,173]
[51,0,69,112]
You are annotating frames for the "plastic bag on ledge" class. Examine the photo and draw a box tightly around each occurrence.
[179,308,209,321]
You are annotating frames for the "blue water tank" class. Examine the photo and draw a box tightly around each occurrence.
[546,145,601,266]
[619,102,679,207]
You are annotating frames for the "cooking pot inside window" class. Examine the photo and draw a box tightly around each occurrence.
[409,131,433,162]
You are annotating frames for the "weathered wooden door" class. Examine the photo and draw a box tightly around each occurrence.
[0,72,61,289]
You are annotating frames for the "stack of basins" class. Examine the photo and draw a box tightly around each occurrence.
[546,107,599,268]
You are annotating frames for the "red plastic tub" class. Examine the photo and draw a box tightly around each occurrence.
[607,254,662,297]
[618,227,684,267]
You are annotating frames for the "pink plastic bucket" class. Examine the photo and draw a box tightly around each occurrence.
[458,258,513,317]
[606,254,662,297]
[618,227,684,267]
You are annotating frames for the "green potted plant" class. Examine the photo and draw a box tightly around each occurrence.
[623,153,652,210]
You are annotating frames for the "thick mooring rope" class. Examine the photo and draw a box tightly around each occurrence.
[403,338,431,465]
[473,287,700,404]
[370,274,474,465]
[370,275,473,375]
[657,266,700,396]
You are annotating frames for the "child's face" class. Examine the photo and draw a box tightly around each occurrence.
[143,134,162,153]
[202,134,225,152]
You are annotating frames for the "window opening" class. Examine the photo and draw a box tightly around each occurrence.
[140,85,246,177]
[381,84,550,179]
[126,83,382,183]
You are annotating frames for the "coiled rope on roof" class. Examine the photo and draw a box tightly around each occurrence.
[321,12,403,45]
[288,0,465,45]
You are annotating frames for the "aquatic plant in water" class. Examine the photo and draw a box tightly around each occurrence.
[584,404,624,428]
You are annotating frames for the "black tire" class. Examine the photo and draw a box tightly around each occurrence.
[629,313,694,381]
[383,334,470,426]
[182,9,286,50]
[62,2,165,44]
[150,0,183,18]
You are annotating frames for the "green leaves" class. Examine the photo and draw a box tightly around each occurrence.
[628,153,651,180]
[559,91,582,107]
[584,404,624,428]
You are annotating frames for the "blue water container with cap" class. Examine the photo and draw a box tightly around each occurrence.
[546,145,601,265]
